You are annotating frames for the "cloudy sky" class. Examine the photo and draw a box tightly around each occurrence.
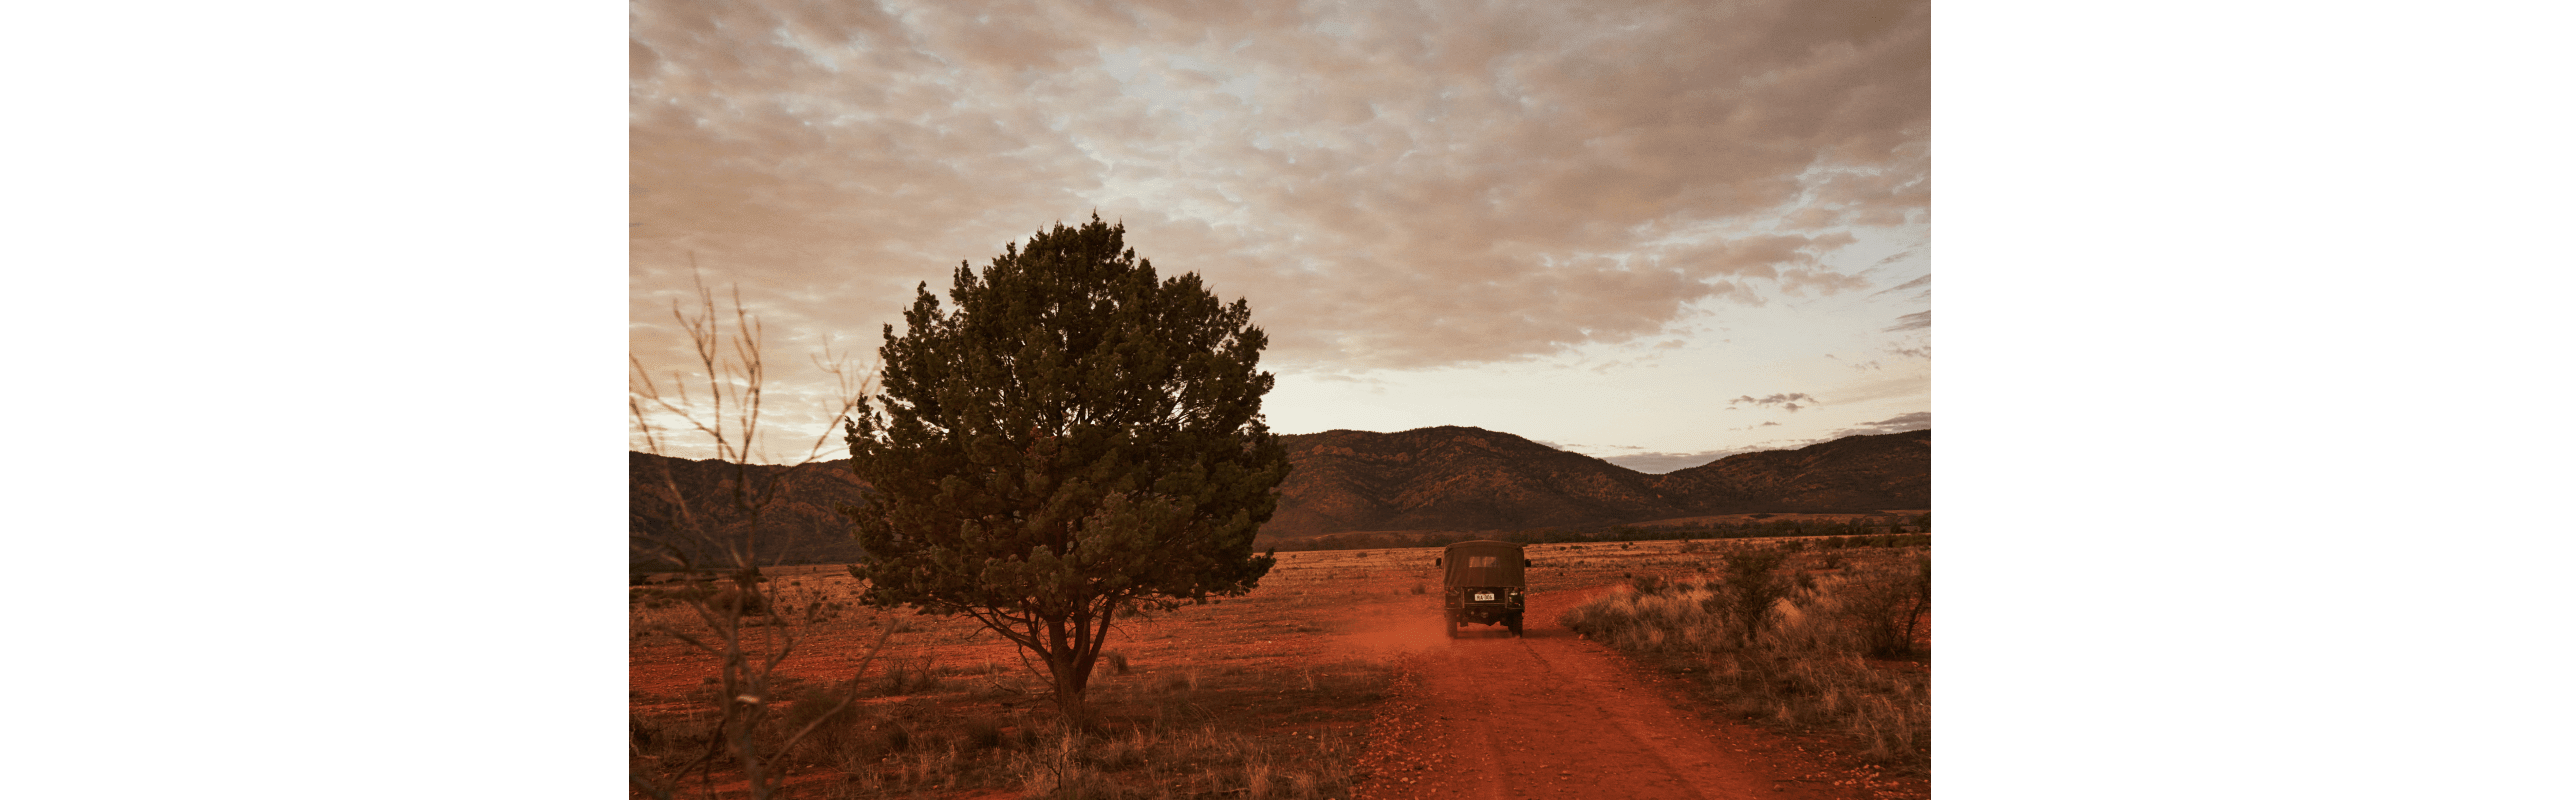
[630,0,1930,470]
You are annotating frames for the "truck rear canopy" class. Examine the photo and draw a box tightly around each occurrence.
[1442,540,1526,587]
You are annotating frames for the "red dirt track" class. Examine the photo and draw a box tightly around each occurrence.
[1345,586,1911,800]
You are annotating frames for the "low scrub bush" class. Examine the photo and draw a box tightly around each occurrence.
[872,657,943,696]
[632,583,772,616]
[1630,574,1670,596]
[1834,555,1930,659]
[1003,722,1352,800]
[778,658,1385,800]
[774,682,865,764]
[630,714,719,758]
[1709,547,1801,646]
[1561,549,1931,770]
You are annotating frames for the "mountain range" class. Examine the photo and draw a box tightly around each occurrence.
[1260,427,1928,538]
[628,452,872,567]
[629,427,1928,563]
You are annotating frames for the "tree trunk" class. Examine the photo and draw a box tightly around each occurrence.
[1048,648,1088,720]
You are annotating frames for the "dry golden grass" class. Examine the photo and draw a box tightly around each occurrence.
[1560,544,1931,770]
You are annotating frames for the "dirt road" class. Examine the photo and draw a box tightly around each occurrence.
[1341,586,1891,800]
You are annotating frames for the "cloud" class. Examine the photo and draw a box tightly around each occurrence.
[1827,353,1884,372]
[1870,271,1930,300]
[1729,392,1819,412]
[1887,310,1930,332]
[1830,411,1931,438]
[631,0,1933,379]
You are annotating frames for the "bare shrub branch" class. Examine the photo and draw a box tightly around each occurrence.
[628,262,882,800]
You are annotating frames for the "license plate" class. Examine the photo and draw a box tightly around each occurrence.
[1473,592,1496,602]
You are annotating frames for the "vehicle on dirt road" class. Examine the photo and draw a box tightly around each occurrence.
[1438,540,1529,636]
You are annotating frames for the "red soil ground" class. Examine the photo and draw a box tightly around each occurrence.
[630,542,1925,799]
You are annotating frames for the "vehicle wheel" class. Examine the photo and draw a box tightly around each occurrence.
[1506,611,1524,637]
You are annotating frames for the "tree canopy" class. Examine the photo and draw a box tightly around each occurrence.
[840,215,1288,712]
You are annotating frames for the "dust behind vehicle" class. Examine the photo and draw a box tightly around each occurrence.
[1437,540,1529,636]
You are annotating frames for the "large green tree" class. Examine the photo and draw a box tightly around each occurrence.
[841,216,1288,713]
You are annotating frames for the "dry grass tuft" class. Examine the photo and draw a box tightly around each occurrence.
[871,657,942,696]
[1563,548,1930,769]
[637,653,1390,800]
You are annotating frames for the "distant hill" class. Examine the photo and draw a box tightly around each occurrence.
[628,427,1928,564]
[1259,427,1929,538]
[628,452,872,568]
[1265,427,1684,536]
[1648,430,1933,516]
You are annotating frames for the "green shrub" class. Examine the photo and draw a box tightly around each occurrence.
[1836,554,1931,658]
[873,657,942,695]
[961,716,1005,751]
[776,682,864,759]
[710,588,769,616]
[1709,548,1798,647]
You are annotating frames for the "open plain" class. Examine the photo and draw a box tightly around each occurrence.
[630,539,1928,799]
